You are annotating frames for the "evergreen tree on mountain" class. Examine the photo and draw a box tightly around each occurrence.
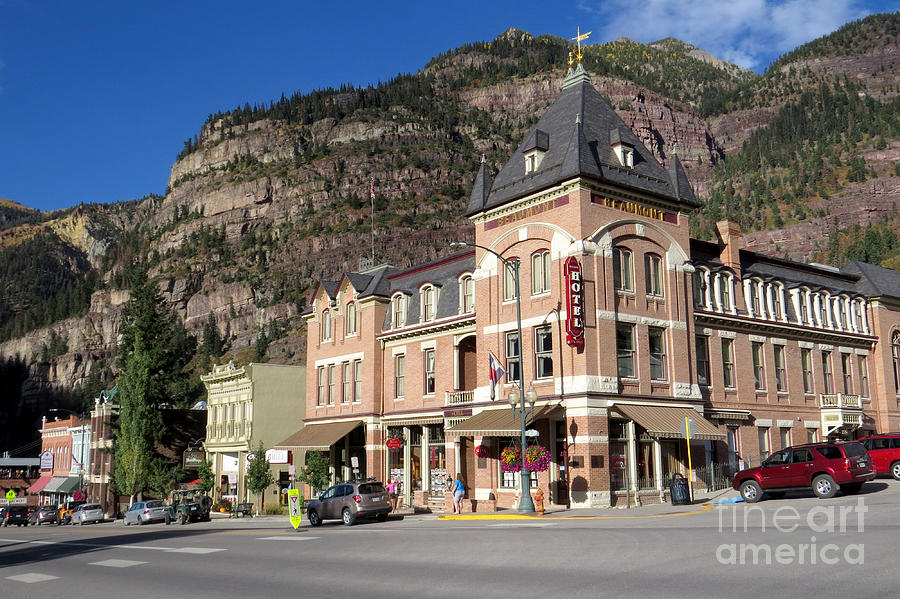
[113,266,198,504]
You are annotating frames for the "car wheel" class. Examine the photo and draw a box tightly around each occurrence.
[891,461,900,481]
[739,480,762,503]
[307,510,322,527]
[79,517,84,525]
[165,513,171,525]
[813,474,837,499]
[179,513,187,525]
[840,483,862,495]
[342,508,356,526]
[139,516,146,525]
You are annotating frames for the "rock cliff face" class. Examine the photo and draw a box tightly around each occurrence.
[1,20,897,400]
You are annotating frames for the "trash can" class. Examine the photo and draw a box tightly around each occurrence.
[669,473,690,505]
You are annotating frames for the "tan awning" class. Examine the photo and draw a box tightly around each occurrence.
[446,404,560,437]
[614,404,725,440]
[381,415,444,426]
[275,420,362,450]
[708,409,751,421]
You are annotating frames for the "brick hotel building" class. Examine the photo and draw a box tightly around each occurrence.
[289,63,900,510]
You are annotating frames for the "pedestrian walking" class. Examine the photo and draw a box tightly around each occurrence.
[451,474,465,514]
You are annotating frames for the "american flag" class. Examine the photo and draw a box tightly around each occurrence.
[370,181,375,201]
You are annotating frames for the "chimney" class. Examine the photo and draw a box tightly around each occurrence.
[715,220,742,271]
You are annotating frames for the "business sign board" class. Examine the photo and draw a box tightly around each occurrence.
[265,449,290,464]
[40,450,54,470]
[564,256,585,348]
[183,449,205,469]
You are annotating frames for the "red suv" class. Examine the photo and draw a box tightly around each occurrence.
[732,442,874,503]
[859,434,900,480]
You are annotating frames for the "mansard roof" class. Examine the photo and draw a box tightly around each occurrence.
[381,250,475,329]
[467,65,699,217]
[843,260,900,300]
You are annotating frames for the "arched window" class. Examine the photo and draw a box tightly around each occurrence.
[692,268,709,308]
[459,274,474,313]
[420,285,438,322]
[392,294,407,328]
[531,250,551,295]
[613,248,633,292]
[503,258,520,301]
[644,253,663,297]
[892,331,900,393]
[346,302,357,336]
[321,310,332,341]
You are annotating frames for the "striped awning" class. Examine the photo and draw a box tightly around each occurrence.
[707,409,751,421]
[42,476,69,493]
[26,476,53,494]
[56,477,81,494]
[381,414,444,426]
[446,404,560,437]
[614,404,725,441]
[275,420,362,450]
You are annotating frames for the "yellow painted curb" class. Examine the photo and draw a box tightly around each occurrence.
[438,502,713,520]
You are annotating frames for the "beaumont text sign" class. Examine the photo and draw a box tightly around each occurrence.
[564,256,585,348]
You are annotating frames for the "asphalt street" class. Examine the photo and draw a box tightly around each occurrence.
[2,480,899,599]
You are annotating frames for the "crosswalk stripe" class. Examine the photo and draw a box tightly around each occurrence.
[6,573,59,583]
[90,559,147,568]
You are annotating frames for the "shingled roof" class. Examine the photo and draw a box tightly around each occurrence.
[467,64,699,216]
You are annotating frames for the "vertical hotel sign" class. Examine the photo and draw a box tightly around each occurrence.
[564,256,585,348]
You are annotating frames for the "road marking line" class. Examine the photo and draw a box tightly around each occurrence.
[0,538,227,554]
[90,559,147,568]
[257,536,320,541]
[487,522,556,527]
[438,502,714,521]
[5,573,59,583]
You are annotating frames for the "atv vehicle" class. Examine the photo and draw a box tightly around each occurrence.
[168,490,212,525]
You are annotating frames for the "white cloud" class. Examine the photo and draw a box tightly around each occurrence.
[577,0,872,71]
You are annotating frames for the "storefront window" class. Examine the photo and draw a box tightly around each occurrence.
[609,421,627,491]
[428,425,447,496]
[409,427,422,492]
[388,426,405,498]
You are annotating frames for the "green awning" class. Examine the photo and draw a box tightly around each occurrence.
[55,477,81,494]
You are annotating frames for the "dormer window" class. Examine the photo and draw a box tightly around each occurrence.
[523,129,549,174]
[459,274,474,313]
[321,309,332,342]
[610,128,634,168]
[420,284,439,322]
[391,293,408,329]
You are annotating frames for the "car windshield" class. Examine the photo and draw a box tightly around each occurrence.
[843,443,866,457]
[84,504,101,510]
[358,483,385,494]
[146,500,164,508]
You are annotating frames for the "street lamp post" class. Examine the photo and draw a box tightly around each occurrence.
[451,241,536,512]
[48,408,87,499]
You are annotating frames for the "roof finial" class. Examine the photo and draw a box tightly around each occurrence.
[481,153,486,164]
[571,26,591,64]
[576,112,582,125]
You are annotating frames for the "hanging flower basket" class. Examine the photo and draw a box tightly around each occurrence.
[475,444,489,458]
[500,447,521,472]
[525,445,551,472]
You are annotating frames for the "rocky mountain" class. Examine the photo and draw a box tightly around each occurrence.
[0,14,898,429]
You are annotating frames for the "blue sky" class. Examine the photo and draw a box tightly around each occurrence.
[0,0,893,212]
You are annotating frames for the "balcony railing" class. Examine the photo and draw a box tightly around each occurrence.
[819,394,862,409]
[445,390,474,405]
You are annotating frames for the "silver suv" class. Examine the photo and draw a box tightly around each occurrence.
[306,480,391,526]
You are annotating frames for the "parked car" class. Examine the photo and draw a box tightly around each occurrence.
[30,505,59,525]
[306,479,391,526]
[3,505,32,527]
[124,500,170,526]
[71,503,104,525]
[733,441,874,502]
[859,434,900,480]
[58,500,85,525]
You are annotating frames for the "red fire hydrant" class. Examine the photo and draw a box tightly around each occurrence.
[534,488,545,514]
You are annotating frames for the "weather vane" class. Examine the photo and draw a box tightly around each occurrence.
[571,26,591,64]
